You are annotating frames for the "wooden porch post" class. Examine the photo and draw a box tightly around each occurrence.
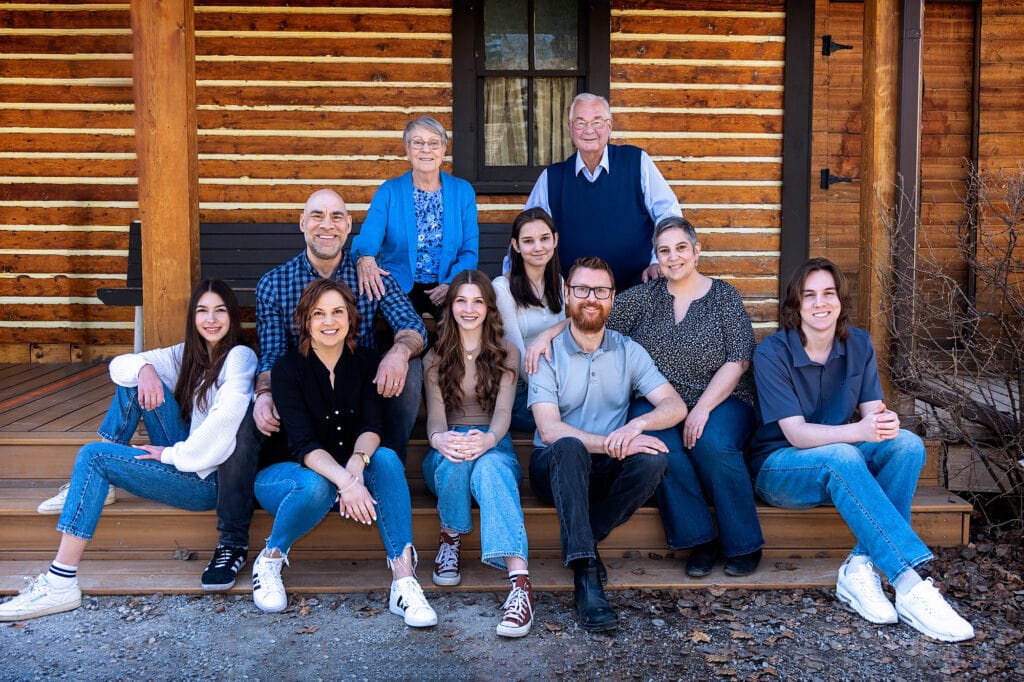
[131,0,199,348]
[859,0,900,394]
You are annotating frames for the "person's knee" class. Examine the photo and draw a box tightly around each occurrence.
[893,429,926,467]
[628,452,669,481]
[470,456,516,493]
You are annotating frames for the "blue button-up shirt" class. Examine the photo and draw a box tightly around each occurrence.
[255,251,427,375]
[528,326,668,448]
[746,326,884,474]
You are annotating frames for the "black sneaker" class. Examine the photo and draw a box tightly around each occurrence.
[201,545,247,591]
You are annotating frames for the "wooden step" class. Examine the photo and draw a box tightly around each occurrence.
[1,479,971,563]
[0,556,848,596]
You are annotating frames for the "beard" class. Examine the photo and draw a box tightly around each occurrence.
[569,302,608,333]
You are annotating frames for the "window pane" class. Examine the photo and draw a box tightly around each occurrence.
[534,0,578,70]
[533,78,576,165]
[484,77,528,166]
[484,0,527,70]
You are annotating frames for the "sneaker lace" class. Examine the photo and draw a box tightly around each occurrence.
[913,578,954,615]
[399,578,430,611]
[847,564,887,602]
[19,575,45,596]
[435,540,459,574]
[501,585,532,623]
[209,546,239,570]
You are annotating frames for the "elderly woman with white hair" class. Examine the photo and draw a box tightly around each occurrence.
[352,116,479,319]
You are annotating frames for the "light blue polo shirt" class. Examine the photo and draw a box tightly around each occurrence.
[528,325,668,448]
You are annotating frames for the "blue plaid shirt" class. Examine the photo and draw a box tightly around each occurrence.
[255,251,427,375]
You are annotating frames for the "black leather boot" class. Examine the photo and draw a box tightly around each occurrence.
[594,547,608,585]
[571,558,618,631]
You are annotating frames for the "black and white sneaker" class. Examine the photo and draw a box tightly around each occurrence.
[201,545,247,591]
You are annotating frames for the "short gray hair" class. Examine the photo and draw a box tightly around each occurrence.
[568,93,611,122]
[403,116,448,147]
[653,216,698,249]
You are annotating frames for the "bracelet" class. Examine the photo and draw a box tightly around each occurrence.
[428,431,441,446]
[254,387,272,398]
[337,477,358,497]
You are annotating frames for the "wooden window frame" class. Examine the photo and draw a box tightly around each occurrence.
[452,0,610,195]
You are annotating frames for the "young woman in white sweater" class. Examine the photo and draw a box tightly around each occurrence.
[0,279,257,622]
[492,207,565,432]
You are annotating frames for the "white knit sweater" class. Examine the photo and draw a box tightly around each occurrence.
[108,343,257,479]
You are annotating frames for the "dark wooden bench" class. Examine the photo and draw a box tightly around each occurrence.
[96,220,512,349]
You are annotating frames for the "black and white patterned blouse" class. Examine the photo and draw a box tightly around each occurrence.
[607,277,757,409]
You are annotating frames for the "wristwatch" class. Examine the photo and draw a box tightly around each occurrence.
[354,451,371,466]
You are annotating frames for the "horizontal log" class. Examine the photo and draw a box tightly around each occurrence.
[613,136,782,157]
[194,61,451,83]
[0,329,132,345]
[1,253,126,275]
[611,14,784,38]
[0,35,133,53]
[195,36,450,58]
[612,64,784,86]
[654,161,781,182]
[612,112,783,134]
[0,85,135,105]
[0,59,131,79]
[0,8,129,30]
[673,185,781,205]
[193,12,451,34]
[194,85,452,107]
[2,303,140,323]
[0,207,135,225]
[0,230,125,250]
[0,275,123,298]
[609,87,783,109]
[611,39,785,62]
[0,133,135,154]
[0,184,136,202]
[2,157,137,178]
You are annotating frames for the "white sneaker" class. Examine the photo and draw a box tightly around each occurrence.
[389,576,437,627]
[251,552,288,613]
[37,482,116,514]
[0,573,82,621]
[896,578,975,642]
[836,559,898,624]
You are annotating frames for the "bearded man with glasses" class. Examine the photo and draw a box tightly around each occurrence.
[523,93,681,289]
[527,256,687,631]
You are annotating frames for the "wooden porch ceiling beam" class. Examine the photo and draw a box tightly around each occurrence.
[131,0,200,348]
[859,0,901,394]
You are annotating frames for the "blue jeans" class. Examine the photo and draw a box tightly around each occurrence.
[57,383,219,540]
[509,379,536,433]
[254,447,413,560]
[530,437,667,565]
[630,397,764,557]
[422,428,527,570]
[381,355,423,463]
[753,429,932,582]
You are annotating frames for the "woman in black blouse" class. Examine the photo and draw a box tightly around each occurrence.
[608,216,764,578]
[251,279,436,627]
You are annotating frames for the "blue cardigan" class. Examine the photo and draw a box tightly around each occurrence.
[351,170,479,292]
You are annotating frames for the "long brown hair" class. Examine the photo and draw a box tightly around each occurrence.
[433,270,512,416]
[174,278,248,422]
[508,207,563,313]
[780,257,851,345]
[292,278,361,357]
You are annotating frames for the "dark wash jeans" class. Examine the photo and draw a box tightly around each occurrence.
[214,356,423,548]
[529,437,668,565]
[630,397,764,557]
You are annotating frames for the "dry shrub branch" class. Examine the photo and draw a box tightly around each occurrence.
[883,168,1023,527]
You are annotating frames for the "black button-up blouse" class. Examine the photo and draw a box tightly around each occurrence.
[271,346,384,467]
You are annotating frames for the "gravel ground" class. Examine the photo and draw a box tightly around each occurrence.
[2,523,1022,681]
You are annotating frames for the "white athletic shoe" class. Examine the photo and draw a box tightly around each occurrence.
[896,578,975,642]
[251,552,288,613]
[836,559,898,624]
[389,576,437,627]
[0,574,82,622]
[37,483,116,514]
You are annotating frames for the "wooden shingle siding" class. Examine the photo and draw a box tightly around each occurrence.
[608,3,786,333]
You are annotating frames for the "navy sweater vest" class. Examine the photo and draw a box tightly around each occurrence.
[547,144,654,288]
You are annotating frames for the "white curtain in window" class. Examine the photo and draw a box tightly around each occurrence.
[484,77,528,166]
[534,77,575,165]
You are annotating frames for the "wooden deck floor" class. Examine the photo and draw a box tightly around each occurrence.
[0,363,113,434]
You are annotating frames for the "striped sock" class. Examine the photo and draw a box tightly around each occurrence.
[508,569,529,583]
[47,560,78,589]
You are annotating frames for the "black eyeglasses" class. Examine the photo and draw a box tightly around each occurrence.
[569,285,612,300]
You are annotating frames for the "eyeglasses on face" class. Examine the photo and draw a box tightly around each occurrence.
[569,285,612,300]
[571,118,609,131]
[408,139,444,150]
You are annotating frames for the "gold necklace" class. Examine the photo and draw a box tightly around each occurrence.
[464,346,480,361]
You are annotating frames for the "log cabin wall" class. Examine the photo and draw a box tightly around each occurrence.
[1,1,1020,362]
